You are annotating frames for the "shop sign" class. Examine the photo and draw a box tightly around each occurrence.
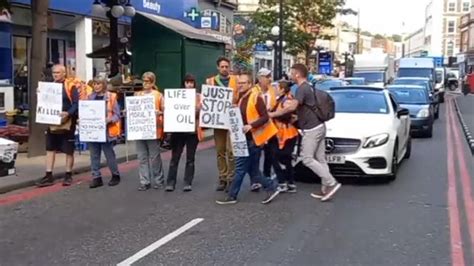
[142,0,161,14]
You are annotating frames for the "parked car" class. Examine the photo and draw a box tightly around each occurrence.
[314,79,347,91]
[392,77,439,119]
[344,77,366,85]
[322,86,411,181]
[387,85,436,138]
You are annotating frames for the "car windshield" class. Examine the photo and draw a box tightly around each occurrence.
[330,90,389,114]
[398,68,433,79]
[353,72,384,83]
[345,78,365,85]
[389,88,429,104]
[393,79,430,92]
[316,80,344,90]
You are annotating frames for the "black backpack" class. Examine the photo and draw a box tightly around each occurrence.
[309,86,335,122]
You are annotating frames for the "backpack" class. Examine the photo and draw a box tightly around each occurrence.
[310,86,335,122]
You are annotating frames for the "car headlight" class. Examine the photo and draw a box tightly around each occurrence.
[417,108,430,118]
[363,133,389,149]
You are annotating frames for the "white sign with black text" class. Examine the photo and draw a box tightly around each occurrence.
[227,107,249,157]
[79,100,107,143]
[199,85,233,129]
[35,82,63,125]
[126,96,157,141]
[164,89,196,132]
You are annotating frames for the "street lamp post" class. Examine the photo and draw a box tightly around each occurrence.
[278,0,283,79]
[265,30,286,79]
[342,51,351,77]
[92,0,135,77]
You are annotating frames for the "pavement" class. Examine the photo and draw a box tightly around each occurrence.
[0,130,213,194]
[0,98,474,265]
[454,93,474,154]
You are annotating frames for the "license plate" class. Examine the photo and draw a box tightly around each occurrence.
[326,155,346,164]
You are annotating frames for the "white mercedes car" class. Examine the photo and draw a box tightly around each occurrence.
[324,86,411,180]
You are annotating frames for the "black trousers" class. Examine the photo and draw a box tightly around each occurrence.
[263,142,273,177]
[270,136,297,185]
[167,133,199,186]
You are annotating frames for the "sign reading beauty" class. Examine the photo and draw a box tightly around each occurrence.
[125,96,157,141]
[36,82,63,125]
[164,89,196,132]
[199,85,233,129]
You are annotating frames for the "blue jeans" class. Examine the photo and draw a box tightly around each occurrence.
[89,142,120,179]
[228,139,277,199]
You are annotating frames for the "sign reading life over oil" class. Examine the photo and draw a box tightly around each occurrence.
[125,96,157,141]
[199,85,233,129]
[164,89,196,132]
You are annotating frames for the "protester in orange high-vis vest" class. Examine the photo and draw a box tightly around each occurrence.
[216,72,280,205]
[134,72,165,191]
[268,80,299,193]
[85,76,122,189]
[165,74,203,192]
[205,56,238,192]
[36,65,79,188]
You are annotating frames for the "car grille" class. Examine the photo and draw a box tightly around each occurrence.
[329,162,366,177]
[325,138,361,154]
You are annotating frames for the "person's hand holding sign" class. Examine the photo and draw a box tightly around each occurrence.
[243,124,252,134]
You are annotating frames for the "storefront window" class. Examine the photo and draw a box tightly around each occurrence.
[66,40,76,77]
[12,36,29,107]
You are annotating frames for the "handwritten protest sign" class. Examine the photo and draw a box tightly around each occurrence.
[79,100,106,143]
[199,85,233,129]
[36,82,62,125]
[227,107,249,157]
[126,96,157,141]
[164,89,196,132]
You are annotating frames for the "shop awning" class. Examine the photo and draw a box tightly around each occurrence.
[86,43,128,59]
[136,11,225,44]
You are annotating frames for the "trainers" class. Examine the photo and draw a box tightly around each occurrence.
[138,184,151,191]
[278,183,288,193]
[251,183,262,192]
[287,184,297,193]
[310,192,325,199]
[183,185,192,192]
[321,183,341,202]
[153,183,164,190]
[216,180,226,191]
[108,175,120,186]
[89,178,103,189]
[165,185,175,192]
[216,196,237,205]
[62,173,73,186]
[36,174,54,187]
[261,189,280,204]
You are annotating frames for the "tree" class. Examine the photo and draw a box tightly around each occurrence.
[360,31,372,37]
[28,0,49,157]
[391,34,402,42]
[373,33,384,40]
[251,0,355,66]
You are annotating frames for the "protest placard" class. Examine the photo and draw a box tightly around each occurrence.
[199,85,233,129]
[126,96,157,141]
[35,82,62,125]
[227,107,249,157]
[79,100,107,143]
[164,89,196,132]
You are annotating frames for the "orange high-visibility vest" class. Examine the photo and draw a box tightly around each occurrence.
[196,93,204,141]
[206,75,239,104]
[242,90,278,146]
[106,92,121,138]
[64,77,92,101]
[135,89,164,140]
[273,93,299,149]
[253,84,277,110]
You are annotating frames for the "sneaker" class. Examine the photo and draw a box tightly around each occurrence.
[138,184,151,191]
[261,189,280,204]
[216,181,226,191]
[153,183,164,190]
[287,184,297,193]
[183,185,192,192]
[108,175,120,186]
[321,183,342,202]
[36,174,54,187]
[278,183,288,193]
[216,196,237,205]
[310,192,325,199]
[89,178,103,189]
[62,173,73,186]
[165,185,175,192]
[270,173,277,180]
[251,183,262,192]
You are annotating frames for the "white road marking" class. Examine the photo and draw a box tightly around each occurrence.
[117,218,204,266]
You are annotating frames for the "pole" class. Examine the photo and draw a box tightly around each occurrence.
[278,0,284,79]
[108,0,119,78]
[273,45,278,79]
[356,8,360,54]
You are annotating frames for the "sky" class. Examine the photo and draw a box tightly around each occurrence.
[342,0,431,36]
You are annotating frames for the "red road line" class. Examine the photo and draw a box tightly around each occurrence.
[449,98,474,258]
[0,139,215,206]
[446,98,466,266]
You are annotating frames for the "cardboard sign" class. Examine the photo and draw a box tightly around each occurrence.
[125,96,157,141]
[164,89,196,132]
[79,100,107,143]
[199,85,233,129]
[35,82,62,125]
[227,107,249,157]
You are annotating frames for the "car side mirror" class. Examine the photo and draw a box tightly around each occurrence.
[397,108,409,118]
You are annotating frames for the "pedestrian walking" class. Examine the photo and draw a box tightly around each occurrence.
[268,80,299,193]
[35,65,79,187]
[166,74,203,192]
[216,72,280,205]
[86,76,121,189]
[134,72,165,191]
[206,57,239,191]
[270,64,341,202]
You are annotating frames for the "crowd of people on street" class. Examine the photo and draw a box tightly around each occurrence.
[34,56,342,205]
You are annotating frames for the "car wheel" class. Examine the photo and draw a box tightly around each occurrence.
[387,143,399,182]
[404,137,411,159]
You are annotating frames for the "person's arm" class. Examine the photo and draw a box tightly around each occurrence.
[269,87,304,118]
[249,96,269,128]
[109,99,121,123]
